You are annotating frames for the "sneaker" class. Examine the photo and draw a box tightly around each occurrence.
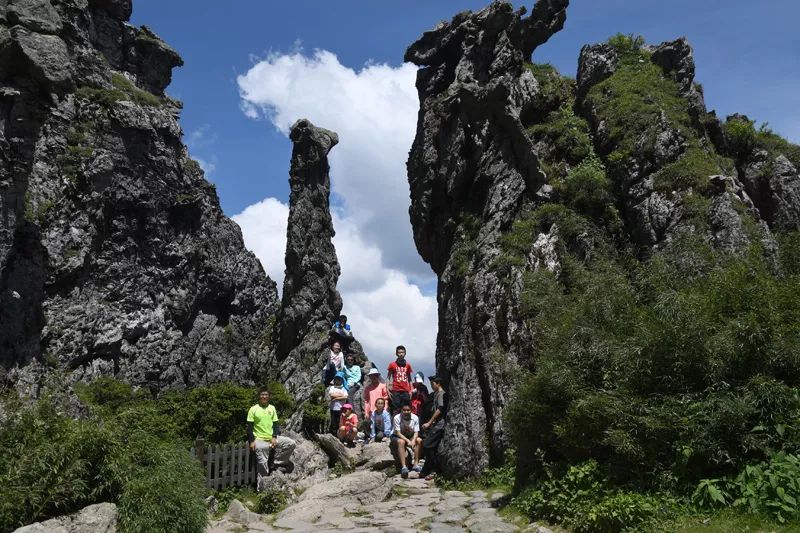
[400,467,409,479]
[412,464,423,473]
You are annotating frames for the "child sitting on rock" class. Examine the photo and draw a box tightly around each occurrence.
[338,403,359,446]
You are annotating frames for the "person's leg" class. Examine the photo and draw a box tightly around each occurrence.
[253,439,271,491]
[330,409,340,435]
[273,436,296,465]
[413,437,423,470]
[397,439,407,469]
[337,426,347,442]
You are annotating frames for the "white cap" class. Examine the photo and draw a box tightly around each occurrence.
[367,368,381,376]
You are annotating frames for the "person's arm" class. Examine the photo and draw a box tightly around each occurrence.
[383,411,392,437]
[370,414,376,439]
[247,422,255,443]
[332,389,348,400]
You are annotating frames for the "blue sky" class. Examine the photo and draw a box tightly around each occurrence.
[129,0,799,376]
[132,0,799,215]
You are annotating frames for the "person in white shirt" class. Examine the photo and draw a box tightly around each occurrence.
[390,402,423,478]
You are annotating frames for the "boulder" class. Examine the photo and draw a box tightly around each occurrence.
[13,503,117,533]
[357,441,394,471]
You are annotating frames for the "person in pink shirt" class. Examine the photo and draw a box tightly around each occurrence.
[362,367,389,421]
[337,403,359,446]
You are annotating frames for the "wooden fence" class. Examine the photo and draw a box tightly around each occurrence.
[190,438,257,490]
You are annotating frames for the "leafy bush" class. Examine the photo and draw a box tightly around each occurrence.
[607,33,647,58]
[114,434,207,533]
[302,383,329,436]
[0,398,207,533]
[523,63,576,119]
[508,229,800,489]
[74,73,163,109]
[722,116,757,160]
[730,453,800,523]
[256,489,289,515]
[512,461,673,532]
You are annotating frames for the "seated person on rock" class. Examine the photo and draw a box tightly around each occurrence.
[322,340,345,386]
[421,375,447,481]
[369,397,392,443]
[329,314,354,349]
[326,372,349,435]
[387,345,413,415]
[247,388,297,491]
[337,403,359,446]
[390,401,423,478]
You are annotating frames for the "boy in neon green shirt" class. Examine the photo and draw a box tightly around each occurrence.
[247,388,296,491]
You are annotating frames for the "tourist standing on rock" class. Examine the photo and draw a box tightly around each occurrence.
[337,403,359,446]
[323,341,345,386]
[421,375,447,480]
[387,345,413,415]
[370,397,392,442]
[326,372,349,435]
[344,353,362,403]
[363,367,389,421]
[247,389,297,491]
[391,402,423,478]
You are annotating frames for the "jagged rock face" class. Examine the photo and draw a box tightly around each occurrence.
[275,119,342,362]
[576,37,774,254]
[0,0,278,393]
[405,0,568,476]
[269,119,346,428]
[407,0,799,479]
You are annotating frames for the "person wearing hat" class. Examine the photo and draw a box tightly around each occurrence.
[337,403,359,446]
[362,367,389,422]
[421,375,447,480]
[326,372,349,435]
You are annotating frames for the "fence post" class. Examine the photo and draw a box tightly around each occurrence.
[194,436,205,464]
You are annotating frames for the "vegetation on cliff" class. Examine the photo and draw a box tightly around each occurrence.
[495,34,800,531]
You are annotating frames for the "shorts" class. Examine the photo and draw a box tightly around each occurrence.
[390,391,411,411]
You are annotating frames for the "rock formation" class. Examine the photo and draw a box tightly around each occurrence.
[274,119,342,363]
[406,0,799,478]
[405,0,568,476]
[0,0,279,393]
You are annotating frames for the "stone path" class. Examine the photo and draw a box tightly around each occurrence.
[208,474,536,533]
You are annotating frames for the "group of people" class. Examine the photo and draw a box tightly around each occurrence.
[323,316,447,481]
[245,315,447,492]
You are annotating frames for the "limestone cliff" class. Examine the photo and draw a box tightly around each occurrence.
[406,0,800,478]
[0,0,279,393]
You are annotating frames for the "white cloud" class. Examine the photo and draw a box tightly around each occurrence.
[233,197,290,288]
[237,49,427,279]
[234,49,438,373]
[232,196,437,373]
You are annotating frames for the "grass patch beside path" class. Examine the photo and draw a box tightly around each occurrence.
[653,509,800,532]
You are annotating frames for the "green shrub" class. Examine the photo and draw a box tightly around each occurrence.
[0,399,207,533]
[652,146,733,194]
[114,434,207,533]
[523,63,575,118]
[508,233,800,489]
[255,489,288,515]
[722,116,757,160]
[302,383,329,436]
[527,105,593,169]
[555,154,613,219]
[607,33,647,59]
[730,453,800,523]
[511,461,672,532]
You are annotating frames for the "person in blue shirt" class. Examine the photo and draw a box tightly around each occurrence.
[330,314,355,352]
[370,397,392,442]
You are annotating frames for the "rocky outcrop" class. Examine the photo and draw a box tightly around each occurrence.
[405,0,568,476]
[406,1,797,479]
[13,502,117,533]
[0,0,278,393]
[274,119,342,362]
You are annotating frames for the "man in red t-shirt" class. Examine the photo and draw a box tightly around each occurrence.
[387,345,413,415]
